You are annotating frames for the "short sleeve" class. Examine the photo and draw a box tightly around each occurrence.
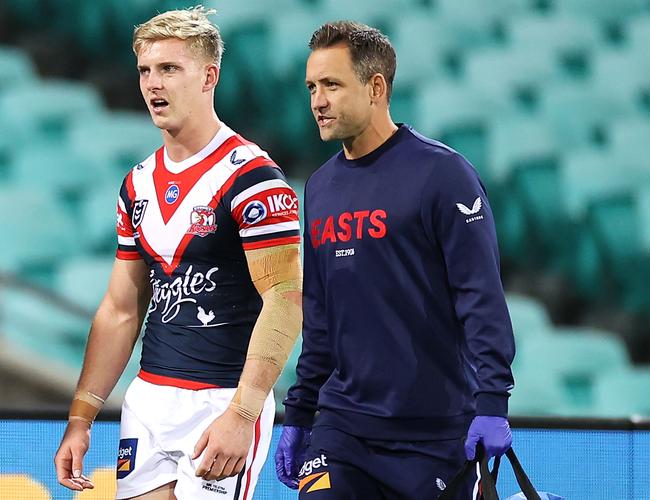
[228,164,301,250]
[115,172,142,260]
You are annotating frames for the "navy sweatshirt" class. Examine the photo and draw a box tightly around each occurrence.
[284,124,515,441]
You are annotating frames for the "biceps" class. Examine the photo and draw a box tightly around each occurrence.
[102,258,151,315]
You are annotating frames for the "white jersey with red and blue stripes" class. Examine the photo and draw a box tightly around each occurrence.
[115,124,300,388]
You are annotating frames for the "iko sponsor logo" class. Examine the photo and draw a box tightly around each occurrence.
[267,193,298,214]
[242,200,267,225]
[148,265,219,323]
[116,438,138,479]
[165,184,180,204]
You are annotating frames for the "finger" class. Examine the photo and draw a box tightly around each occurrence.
[63,478,84,491]
[195,450,217,478]
[464,435,479,461]
[206,453,227,481]
[54,450,72,484]
[274,448,285,477]
[217,457,237,480]
[192,432,209,460]
[232,457,246,477]
[71,449,84,479]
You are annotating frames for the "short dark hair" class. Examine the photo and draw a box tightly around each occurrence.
[309,21,396,101]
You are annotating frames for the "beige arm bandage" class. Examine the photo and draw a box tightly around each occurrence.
[69,390,105,425]
[230,244,303,421]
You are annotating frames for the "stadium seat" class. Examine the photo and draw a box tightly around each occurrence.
[505,293,553,342]
[606,116,650,168]
[8,145,114,200]
[78,183,124,253]
[593,367,650,417]
[538,81,633,150]
[555,0,646,25]
[515,328,630,409]
[0,45,37,93]
[68,111,161,172]
[591,48,650,111]
[463,46,561,107]
[0,80,104,148]
[506,14,601,77]
[508,369,568,416]
[0,187,81,272]
[626,14,650,51]
[56,256,114,311]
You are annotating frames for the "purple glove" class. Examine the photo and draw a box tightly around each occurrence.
[464,416,512,460]
[274,425,311,489]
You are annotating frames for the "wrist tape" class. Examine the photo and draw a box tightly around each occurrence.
[230,383,267,422]
[69,391,105,425]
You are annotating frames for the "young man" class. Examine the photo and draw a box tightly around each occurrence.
[54,7,302,499]
[275,21,515,499]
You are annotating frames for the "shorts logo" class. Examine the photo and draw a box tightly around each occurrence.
[188,206,217,237]
[242,200,267,225]
[116,438,138,479]
[132,200,148,228]
[165,184,180,204]
[298,454,330,493]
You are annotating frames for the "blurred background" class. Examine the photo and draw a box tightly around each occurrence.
[1,0,650,423]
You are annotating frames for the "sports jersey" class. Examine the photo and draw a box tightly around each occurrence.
[115,124,300,388]
[283,124,515,441]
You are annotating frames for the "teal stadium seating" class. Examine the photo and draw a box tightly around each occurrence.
[593,368,650,417]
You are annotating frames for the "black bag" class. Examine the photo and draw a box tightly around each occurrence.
[439,445,541,500]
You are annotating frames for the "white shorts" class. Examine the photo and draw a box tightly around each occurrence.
[115,377,275,500]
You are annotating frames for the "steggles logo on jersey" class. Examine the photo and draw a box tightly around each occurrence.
[132,199,148,229]
[116,438,138,479]
[242,200,268,225]
[311,209,387,248]
[165,184,180,204]
[148,265,219,324]
[188,206,217,237]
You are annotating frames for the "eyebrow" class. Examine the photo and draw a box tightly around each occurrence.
[137,61,182,71]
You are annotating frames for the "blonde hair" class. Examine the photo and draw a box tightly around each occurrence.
[133,5,224,67]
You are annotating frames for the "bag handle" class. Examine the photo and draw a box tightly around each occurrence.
[439,445,540,500]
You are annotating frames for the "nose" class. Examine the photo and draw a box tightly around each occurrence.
[145,70,163,91]
[312,88,328,112]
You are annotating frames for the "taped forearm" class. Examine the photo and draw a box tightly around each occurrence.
[231,244,303,421]
[69,390,105,425]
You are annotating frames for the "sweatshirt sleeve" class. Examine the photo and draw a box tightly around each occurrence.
[282,184,333,427]
[422,149,515,417]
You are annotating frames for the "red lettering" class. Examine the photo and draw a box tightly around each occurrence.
[310,219,322,248]
[321,215,337,243]
[368,209,387,238]
[353,210,370,239]
[337,212,353,241]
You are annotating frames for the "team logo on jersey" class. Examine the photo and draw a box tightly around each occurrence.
[230,150,246,165]
[242,200,268,225]
[165,184,180,204]
[116,438,138,479]
[132,199,148,228]
[456,196,484,223]
[188,205,217,237]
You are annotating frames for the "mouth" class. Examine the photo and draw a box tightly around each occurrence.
[317,115,335,127]
[150,97,169,114]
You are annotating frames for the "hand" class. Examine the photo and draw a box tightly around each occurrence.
[192,408,255,481]
[274,425,311,489]
[464,416,512,460]
[54,420,95,491]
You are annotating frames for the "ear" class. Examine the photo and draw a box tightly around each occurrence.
[203,64,220,92]
[368,73,388,105]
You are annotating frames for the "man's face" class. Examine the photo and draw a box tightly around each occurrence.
[136,38,211,133]
[305,45,373,142]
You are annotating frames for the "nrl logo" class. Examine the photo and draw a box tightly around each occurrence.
[132,199,148,228]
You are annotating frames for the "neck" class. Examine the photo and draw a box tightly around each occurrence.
[342,111,398,160]
[162,109,222,162]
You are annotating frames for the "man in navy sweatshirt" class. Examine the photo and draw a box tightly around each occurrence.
[275,21,515,499]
